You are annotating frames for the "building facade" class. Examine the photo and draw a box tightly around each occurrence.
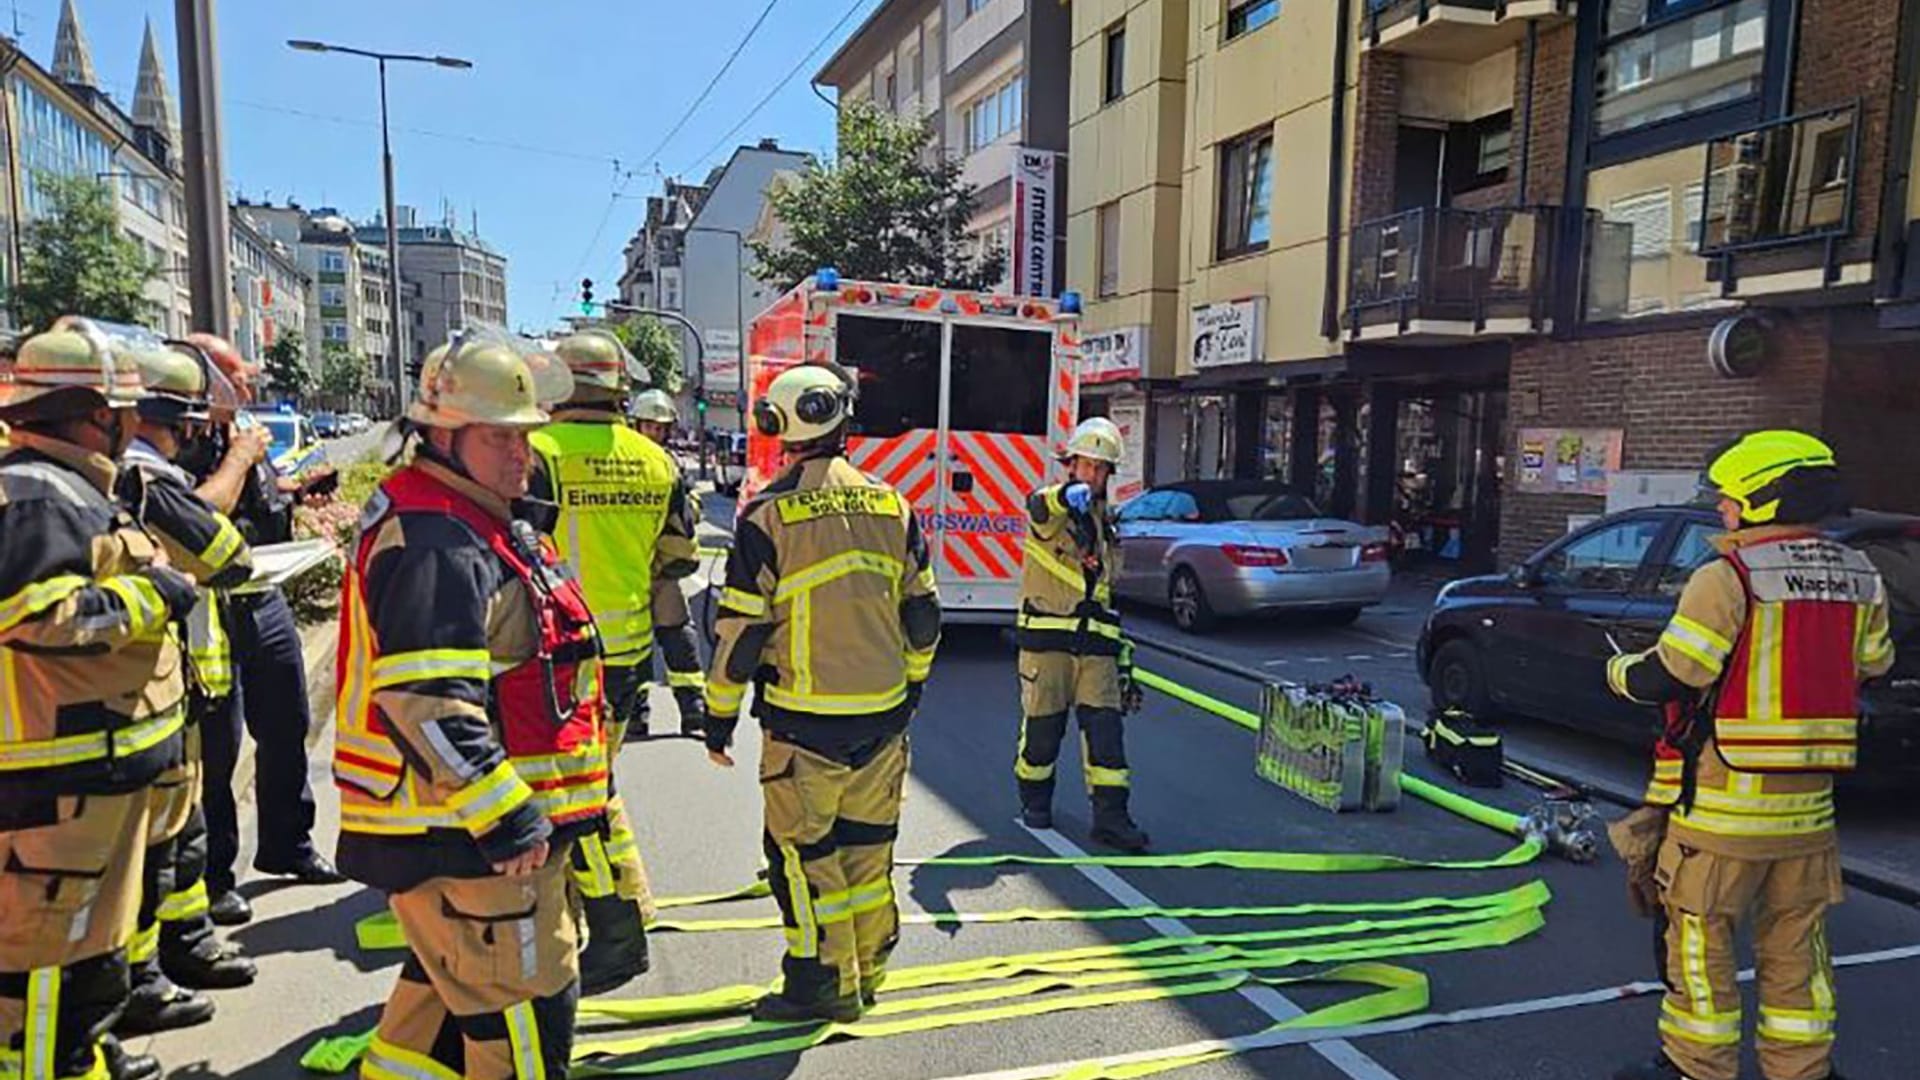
[616,178,707,320]
[242,204,397,409]
[228,208,309,365]
[360,206,509,368]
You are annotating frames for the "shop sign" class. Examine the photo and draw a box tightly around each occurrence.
[1517,428,1624,496]
[1108,396,1147,503]
[1190,298,1263,369]
[1011,148,1058,297]
[1081,326,1146,384]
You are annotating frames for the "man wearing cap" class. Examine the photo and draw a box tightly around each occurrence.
[339,335,609,1077]
[0,319,199,1080]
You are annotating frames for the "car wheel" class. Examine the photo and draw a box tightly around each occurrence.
[1169,568,1217,634]
[1428,638,1492,717]
[1317,607,1363,627]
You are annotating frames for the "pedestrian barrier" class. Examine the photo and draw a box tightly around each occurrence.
[310,663,1576,1077]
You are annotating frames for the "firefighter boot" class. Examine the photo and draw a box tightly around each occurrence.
[579,894,651,996]
[1018,778,1055,830]
[1089,788,1150,853]
[163,936,256,990]
[751,990,864,1025]
[117,968,215,1034]
[101,1034,164,1080]
[1611,1054,1698,1080]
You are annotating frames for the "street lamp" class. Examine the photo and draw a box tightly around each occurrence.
[286,39,471,416]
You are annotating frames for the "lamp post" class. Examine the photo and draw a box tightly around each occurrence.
[287,39,470,416]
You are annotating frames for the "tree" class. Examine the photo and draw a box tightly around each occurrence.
[610,316,683,393]
[751,103,1003,292]
[319,342,368,411]
[10,171,159,330]
[262,335,314,405]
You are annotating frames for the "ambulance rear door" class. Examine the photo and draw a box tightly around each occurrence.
[833,309,948,569]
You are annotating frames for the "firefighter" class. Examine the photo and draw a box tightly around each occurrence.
[527,331,696,995]
[632,387,707,738]
[705,364,940,1023]
[1014,417,1148,852]
[0,319,200,1080]
[337,334,609,1078]
[115,342,258,1038]
[1606,430,1893,1080]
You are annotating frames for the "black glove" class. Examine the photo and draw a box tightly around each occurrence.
[1119,671,1144,716]
[704,715,737,756]
[141,565,200,621]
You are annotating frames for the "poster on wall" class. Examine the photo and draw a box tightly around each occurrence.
[1189,299,1263,369]
[1108,396,1147,503]
[1516,428,1624,495]
[1011,148,1058,297]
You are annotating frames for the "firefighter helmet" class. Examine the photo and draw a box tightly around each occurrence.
[557,328,648,400]
[407,333,556,430]
[185,332,259,405]
[755,364,851,444]
[0,316,146,413]
[1061,417,1123,466]
[1705,429,1838,525]
[632,388,677,425]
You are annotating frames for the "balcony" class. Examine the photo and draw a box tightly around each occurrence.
[1347,205,1584,343]
[1360,0,1576,61]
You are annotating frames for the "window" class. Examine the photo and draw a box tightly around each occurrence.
[1608,189,1674,260]
[948,326,1051,435]
[1217,127,1275,259]
[320,284,346,308]
[884,70,898,109]
[964,76,1023,153]
[1596,0,1767,138]
[1535,518,1665,591]
[1584,144,1740,322]
[1103,22,1126,104]
[323,321,350,342]
[1477,127,1512,176]
[1116,491,1171,522]
[964,0,991,16]
[1447,111,1514,194]
[1097,202,1121,298]
[905,46,922,95]
[320,251,347,273]
[1652,520,1723,596]
[1226,0,1280,40]
[1162,491,1202,522]
[840,315,942,437]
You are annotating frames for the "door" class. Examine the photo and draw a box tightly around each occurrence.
[1395,125,1447,212]
[938,322,1054,608]
[836,312,944,559]
[1114,491,1174,601]
[1505,516,1668,726]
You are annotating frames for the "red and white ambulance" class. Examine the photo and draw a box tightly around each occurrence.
[743,271,1084,620]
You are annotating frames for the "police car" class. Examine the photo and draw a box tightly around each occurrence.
[247,404,328,476]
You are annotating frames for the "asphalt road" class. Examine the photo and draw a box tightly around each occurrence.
[133,545,1920,1079]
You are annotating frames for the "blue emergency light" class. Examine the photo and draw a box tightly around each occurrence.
[1059,291,1083,316]
[815,267,841,292]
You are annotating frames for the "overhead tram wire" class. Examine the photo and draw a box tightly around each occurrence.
[230,98,620,168]
[680,0,870,175]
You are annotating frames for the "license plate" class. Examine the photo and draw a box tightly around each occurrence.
[1291,544,1357,570]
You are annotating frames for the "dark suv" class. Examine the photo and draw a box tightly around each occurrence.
[1417,506,1920,786]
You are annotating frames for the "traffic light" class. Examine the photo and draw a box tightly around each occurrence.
[694,390,708,415]
[579,278,594,315]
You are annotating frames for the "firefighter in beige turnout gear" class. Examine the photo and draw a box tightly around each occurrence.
[528,333,698,996]
[1606,431,1893,1080]
[705,364,941,1024]
[632,388,708,736]
[0,319,202,1080]
[1015,418,1148,852]
[115,341,257,1039]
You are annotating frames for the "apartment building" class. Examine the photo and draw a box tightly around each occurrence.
[617,178,708,318]
[228,209,309,364]
[360,207,509,367]
[819,0,1071,292]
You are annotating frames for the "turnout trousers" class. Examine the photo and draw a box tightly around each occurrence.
[567,661,653,996]
[363,855,580,1080]
[761,731,906,1004]
[1014,650,1130,818]
[132,723,217,989]
[0,791,148,1080]
[1654,837,1844,1080]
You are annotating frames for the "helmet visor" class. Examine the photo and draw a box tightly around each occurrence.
[50,315,148,406]
[164,339,241,420]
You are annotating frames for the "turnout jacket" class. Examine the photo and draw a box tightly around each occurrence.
[704,453,940,757]
[1608,525,1894,858]
[0,432,187,805]
[1017,483,1124,657]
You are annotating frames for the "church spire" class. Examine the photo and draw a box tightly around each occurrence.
[132,19,178,135]
[51,0,98,88]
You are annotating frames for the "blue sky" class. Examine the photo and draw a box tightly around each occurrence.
[68,0,874,330]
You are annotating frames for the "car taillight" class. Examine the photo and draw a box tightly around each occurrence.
[1361,542,1390,563]
[1221,544,1289,567]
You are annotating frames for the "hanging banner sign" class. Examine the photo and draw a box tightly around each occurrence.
[1011,148,1059,297]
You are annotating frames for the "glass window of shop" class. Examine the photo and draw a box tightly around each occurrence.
[1596,0,1768,139]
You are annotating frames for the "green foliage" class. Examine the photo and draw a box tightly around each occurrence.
[319,342,369,410]
[262,335,314,404]
[751,103,1003,292]
[610,316,683,393]
[10,172,159,330]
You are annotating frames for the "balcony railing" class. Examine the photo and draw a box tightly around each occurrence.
[1361,0,1576,60]
[1347,205,1584,341]
[1698,103,1859,256]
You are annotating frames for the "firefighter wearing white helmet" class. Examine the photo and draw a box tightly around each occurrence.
[707,362,941,1023]
[1605,430,1892,1080]
[626,386,712,767]
[338,333,607,1078]
[528,330,699,997]
[1013,416,1148,851]
[0,318,199,1080]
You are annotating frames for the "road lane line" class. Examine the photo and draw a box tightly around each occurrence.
[1016,821,1405,1080]
[932,942,1920,1080]
[1341,628,1420,652]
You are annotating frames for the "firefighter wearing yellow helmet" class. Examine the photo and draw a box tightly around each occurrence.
[0,318,198,1080]
[115,341,258,1040]
[1014,416,1148,852]
[527,330,698,997]
[628,387,711,748]
[1606,430,1893,1080]
[338,333,606,1078]
[706,362,940,1023]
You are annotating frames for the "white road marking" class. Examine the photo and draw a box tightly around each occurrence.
[1016,821,1405,1080]
[1341,628,1420,652]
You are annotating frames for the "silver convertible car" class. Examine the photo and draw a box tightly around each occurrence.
[1112,481,1392,632]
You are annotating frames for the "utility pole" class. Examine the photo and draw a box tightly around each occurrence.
[175,0,232,337]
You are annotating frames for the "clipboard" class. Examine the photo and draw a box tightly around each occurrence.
[233,539,339,595]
